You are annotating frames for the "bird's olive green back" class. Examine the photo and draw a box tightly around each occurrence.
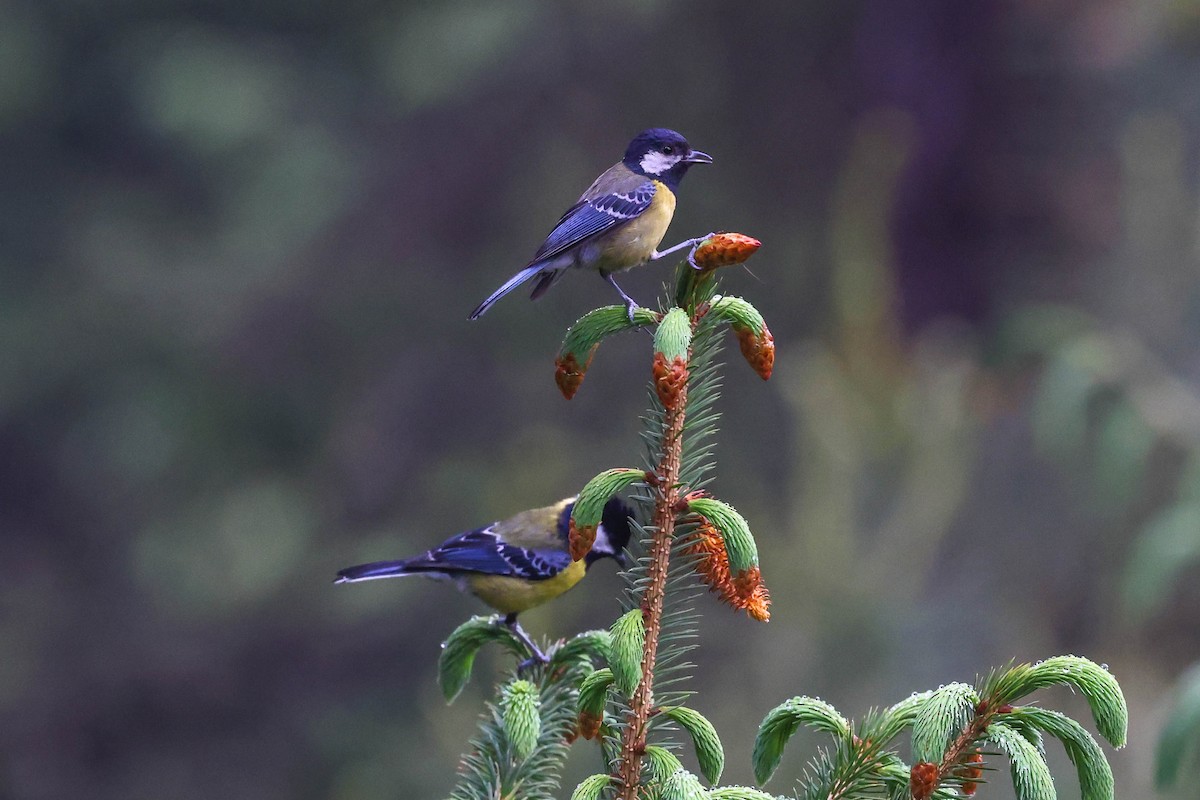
[489,497,573,549]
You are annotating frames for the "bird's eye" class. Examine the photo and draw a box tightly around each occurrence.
[661,145,674,154]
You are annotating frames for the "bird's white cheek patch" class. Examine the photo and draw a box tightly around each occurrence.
[592,524,612,556]
[640,151,681,175]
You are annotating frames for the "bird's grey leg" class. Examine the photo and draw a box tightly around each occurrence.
[503,613,548,671]
[650,233,717,270]
[604,273,641,322]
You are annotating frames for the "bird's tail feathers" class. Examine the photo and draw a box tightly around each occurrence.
[469,264,546,319]
[529,269,562,300]
[335,560,419,584]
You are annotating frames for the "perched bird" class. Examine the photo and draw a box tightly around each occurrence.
[469,128,713,320]
[336,497,634,663]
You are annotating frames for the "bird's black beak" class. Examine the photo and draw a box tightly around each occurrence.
[685,149,713,165]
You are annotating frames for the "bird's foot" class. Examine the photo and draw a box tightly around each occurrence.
[517,651,551,674]
[604,272,642,321]
[625,299,641,324]
[688,232,717,271]
[504,615,549,672]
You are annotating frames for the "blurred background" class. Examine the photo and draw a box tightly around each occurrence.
[4,0,1200,797]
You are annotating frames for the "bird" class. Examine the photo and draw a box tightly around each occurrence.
[469,128,713,320]
[335,497,634,664]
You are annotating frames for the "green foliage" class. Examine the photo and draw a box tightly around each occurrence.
[660,768,708,800]
[1005,313,1200,691]
[668,283,726,495]
[550,629,613,669]
[438,615,524,703]
[654,307,693,362]
[984,721,1057,800]
[449,649,590,800]
[609,608,646,697]
[792,738,904,800]
[1010,708,1114,800]
[752,697,851,785]
[752,661,1125,800]
[708,787,783,800]
[985,656,1127,747]
[911,682,979,763]
[573,468,646,530]
[500,679,541,761]
[707,296,766,334]
[577,668,614,721]
[644,745,686,786]
[559,305,661,362]
[872,690,933,744]
[1019,322,1196,520]
[685,496,759,573]
[569,773,612,800]
[1156,662,1200,791]
[660,705,725,784]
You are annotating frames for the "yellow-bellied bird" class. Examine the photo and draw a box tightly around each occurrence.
[335,497,633,663]
[469,128,712,321]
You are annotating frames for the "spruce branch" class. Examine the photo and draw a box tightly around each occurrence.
[604,256,763,800]
[643,745,686,787]
[555,306,661,400]
[1009,708,1114,800]
[753,697,853,784]
[444,625,616,799]
[658,705,726,784]
[752,659,1125,800]
[449,641,591,800]
[610,609,647,697]
[614,315,690,799]
[500,679,541,761]
[439,615,526,703]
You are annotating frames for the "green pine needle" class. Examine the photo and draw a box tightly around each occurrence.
[1010,707,1114,800]
[984,656,1127,748]
[448,642,590,800]
[753,697,852,785]
[984,721,1057,800]
[660,705,725,785]
[911,682,979,763]
[438,616,525,703]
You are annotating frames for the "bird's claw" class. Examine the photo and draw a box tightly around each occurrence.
[688,232,717,271]
[503,614,549,673]
[517,651,551,674]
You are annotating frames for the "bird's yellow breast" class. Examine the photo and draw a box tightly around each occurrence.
[465,559,587,614]
[596,181,676,274]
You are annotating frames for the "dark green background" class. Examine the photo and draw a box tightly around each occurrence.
[4,1,1200,797]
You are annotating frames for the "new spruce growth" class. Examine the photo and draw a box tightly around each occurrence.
[752,656,1126,800]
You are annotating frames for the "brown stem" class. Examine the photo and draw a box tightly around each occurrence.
[615,357,689,799]
[911,704,996,799]
[936,719,986,778]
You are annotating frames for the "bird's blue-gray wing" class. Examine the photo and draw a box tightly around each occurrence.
[404,527,572,580]
[530,181,657,264]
